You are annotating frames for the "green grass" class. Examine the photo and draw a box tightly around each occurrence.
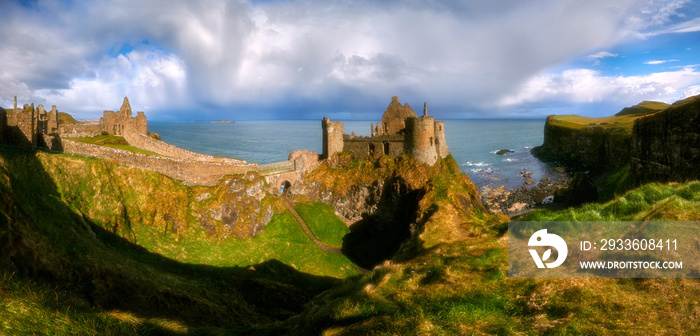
[550,101,667,130]
[68,134,160,156]
[58,112,78,125]
[131,210,360,278]
[0,272,183,335]
[271,180,700,335]
[295,201,350,247]
[521,181,700,222]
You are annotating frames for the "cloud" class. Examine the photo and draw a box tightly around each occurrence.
[500,66,700,107]
[587,51,619,60]
[0,0,699,119]
[644,59,680,65]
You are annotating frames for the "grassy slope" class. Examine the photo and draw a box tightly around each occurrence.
[267,180,700,335]
[67,134,160,156]
[36,151,358,278]
[549,101,668,131]
[0,150,359,332]
[295,201,350,248]
[58,112,78,125]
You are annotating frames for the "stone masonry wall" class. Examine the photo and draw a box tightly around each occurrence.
[60,122,102,138]
[62,140,258,186]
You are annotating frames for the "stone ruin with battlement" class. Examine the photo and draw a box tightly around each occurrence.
[99,96,147,137]
[2,96,60,146]
[322,96,449,166]
[1,95,148,145]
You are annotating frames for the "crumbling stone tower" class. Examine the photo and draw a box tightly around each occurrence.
[322,117,344,159]
[6,99,61,145]
[99,97,148,136]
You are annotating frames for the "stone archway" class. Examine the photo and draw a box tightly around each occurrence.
[280,180,292,196]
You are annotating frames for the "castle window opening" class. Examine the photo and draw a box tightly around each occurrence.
[280,181,292,195]
[369,143,376,155]
[430,137,433,146]
[383,141,390,155]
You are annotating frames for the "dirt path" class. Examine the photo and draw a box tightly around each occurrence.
[282,198,370,274]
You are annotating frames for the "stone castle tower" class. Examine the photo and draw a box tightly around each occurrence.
[322,116,344,159]
[4,97,60,145]
[99,97,148,136]
[322,96,449,165]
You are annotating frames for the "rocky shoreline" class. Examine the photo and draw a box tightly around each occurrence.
[480,166,571,217]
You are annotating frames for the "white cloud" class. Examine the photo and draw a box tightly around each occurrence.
[644,59,679,65]
[0,0,698,119]
[34,49,188,118]
[587,51,619,60]
[500,66,700,107]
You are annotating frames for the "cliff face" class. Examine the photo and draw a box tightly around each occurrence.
[631,98,700,184]
[533,96,700,186]
[532,116,631,170]
[289,153,502,268]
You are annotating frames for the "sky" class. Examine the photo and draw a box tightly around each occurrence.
[1,0,700,121]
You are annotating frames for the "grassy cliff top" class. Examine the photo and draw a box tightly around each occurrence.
[548,100,670,131]
[547,99,683,131]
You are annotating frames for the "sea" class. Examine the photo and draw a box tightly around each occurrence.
[148,119,559,191]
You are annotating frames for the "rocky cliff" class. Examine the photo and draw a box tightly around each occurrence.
[533,96,700,187]
[532,117,631,170]
[631,97,700,184]
[285,152,502,268]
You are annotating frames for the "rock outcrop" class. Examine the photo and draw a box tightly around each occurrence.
[531,116,632,170]
[631,97,700,184]
[533,95,700,188]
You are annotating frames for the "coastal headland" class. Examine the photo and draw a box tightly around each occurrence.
[1,95,700,334]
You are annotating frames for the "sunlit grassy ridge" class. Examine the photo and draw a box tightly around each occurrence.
[30,151,358,278]
[0,149,358,331]
[261,180,700,335]
[549,100,668,130]
[67,134,161,156]
[295,201,350,248]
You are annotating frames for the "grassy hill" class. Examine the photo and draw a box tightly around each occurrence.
[58,112,79,124]
[263,180,700,335]
[2,142,700,334]
[0,149,359,332]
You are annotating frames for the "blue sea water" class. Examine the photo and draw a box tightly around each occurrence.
[148,119,557,191]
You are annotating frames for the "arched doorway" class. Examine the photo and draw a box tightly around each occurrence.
[280,181,292,195]
[383,141,390,155]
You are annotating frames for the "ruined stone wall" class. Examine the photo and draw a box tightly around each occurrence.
[100,110,124,135]
[0,108,6,142]
[135,112,147,134]
[60,122,102,138]
[434,121,449,158]
[406,116,437,165]
[380,96,417,135]
[61,139,257,186]
[322,117,344,159]
[123,132,247,164]
[13,104,36,145]
[342,135,405,160]
[47,105,59,134]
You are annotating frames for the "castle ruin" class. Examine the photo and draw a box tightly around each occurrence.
[4,96,60,146]
[99,96,147,136]
[322,96,449,166]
